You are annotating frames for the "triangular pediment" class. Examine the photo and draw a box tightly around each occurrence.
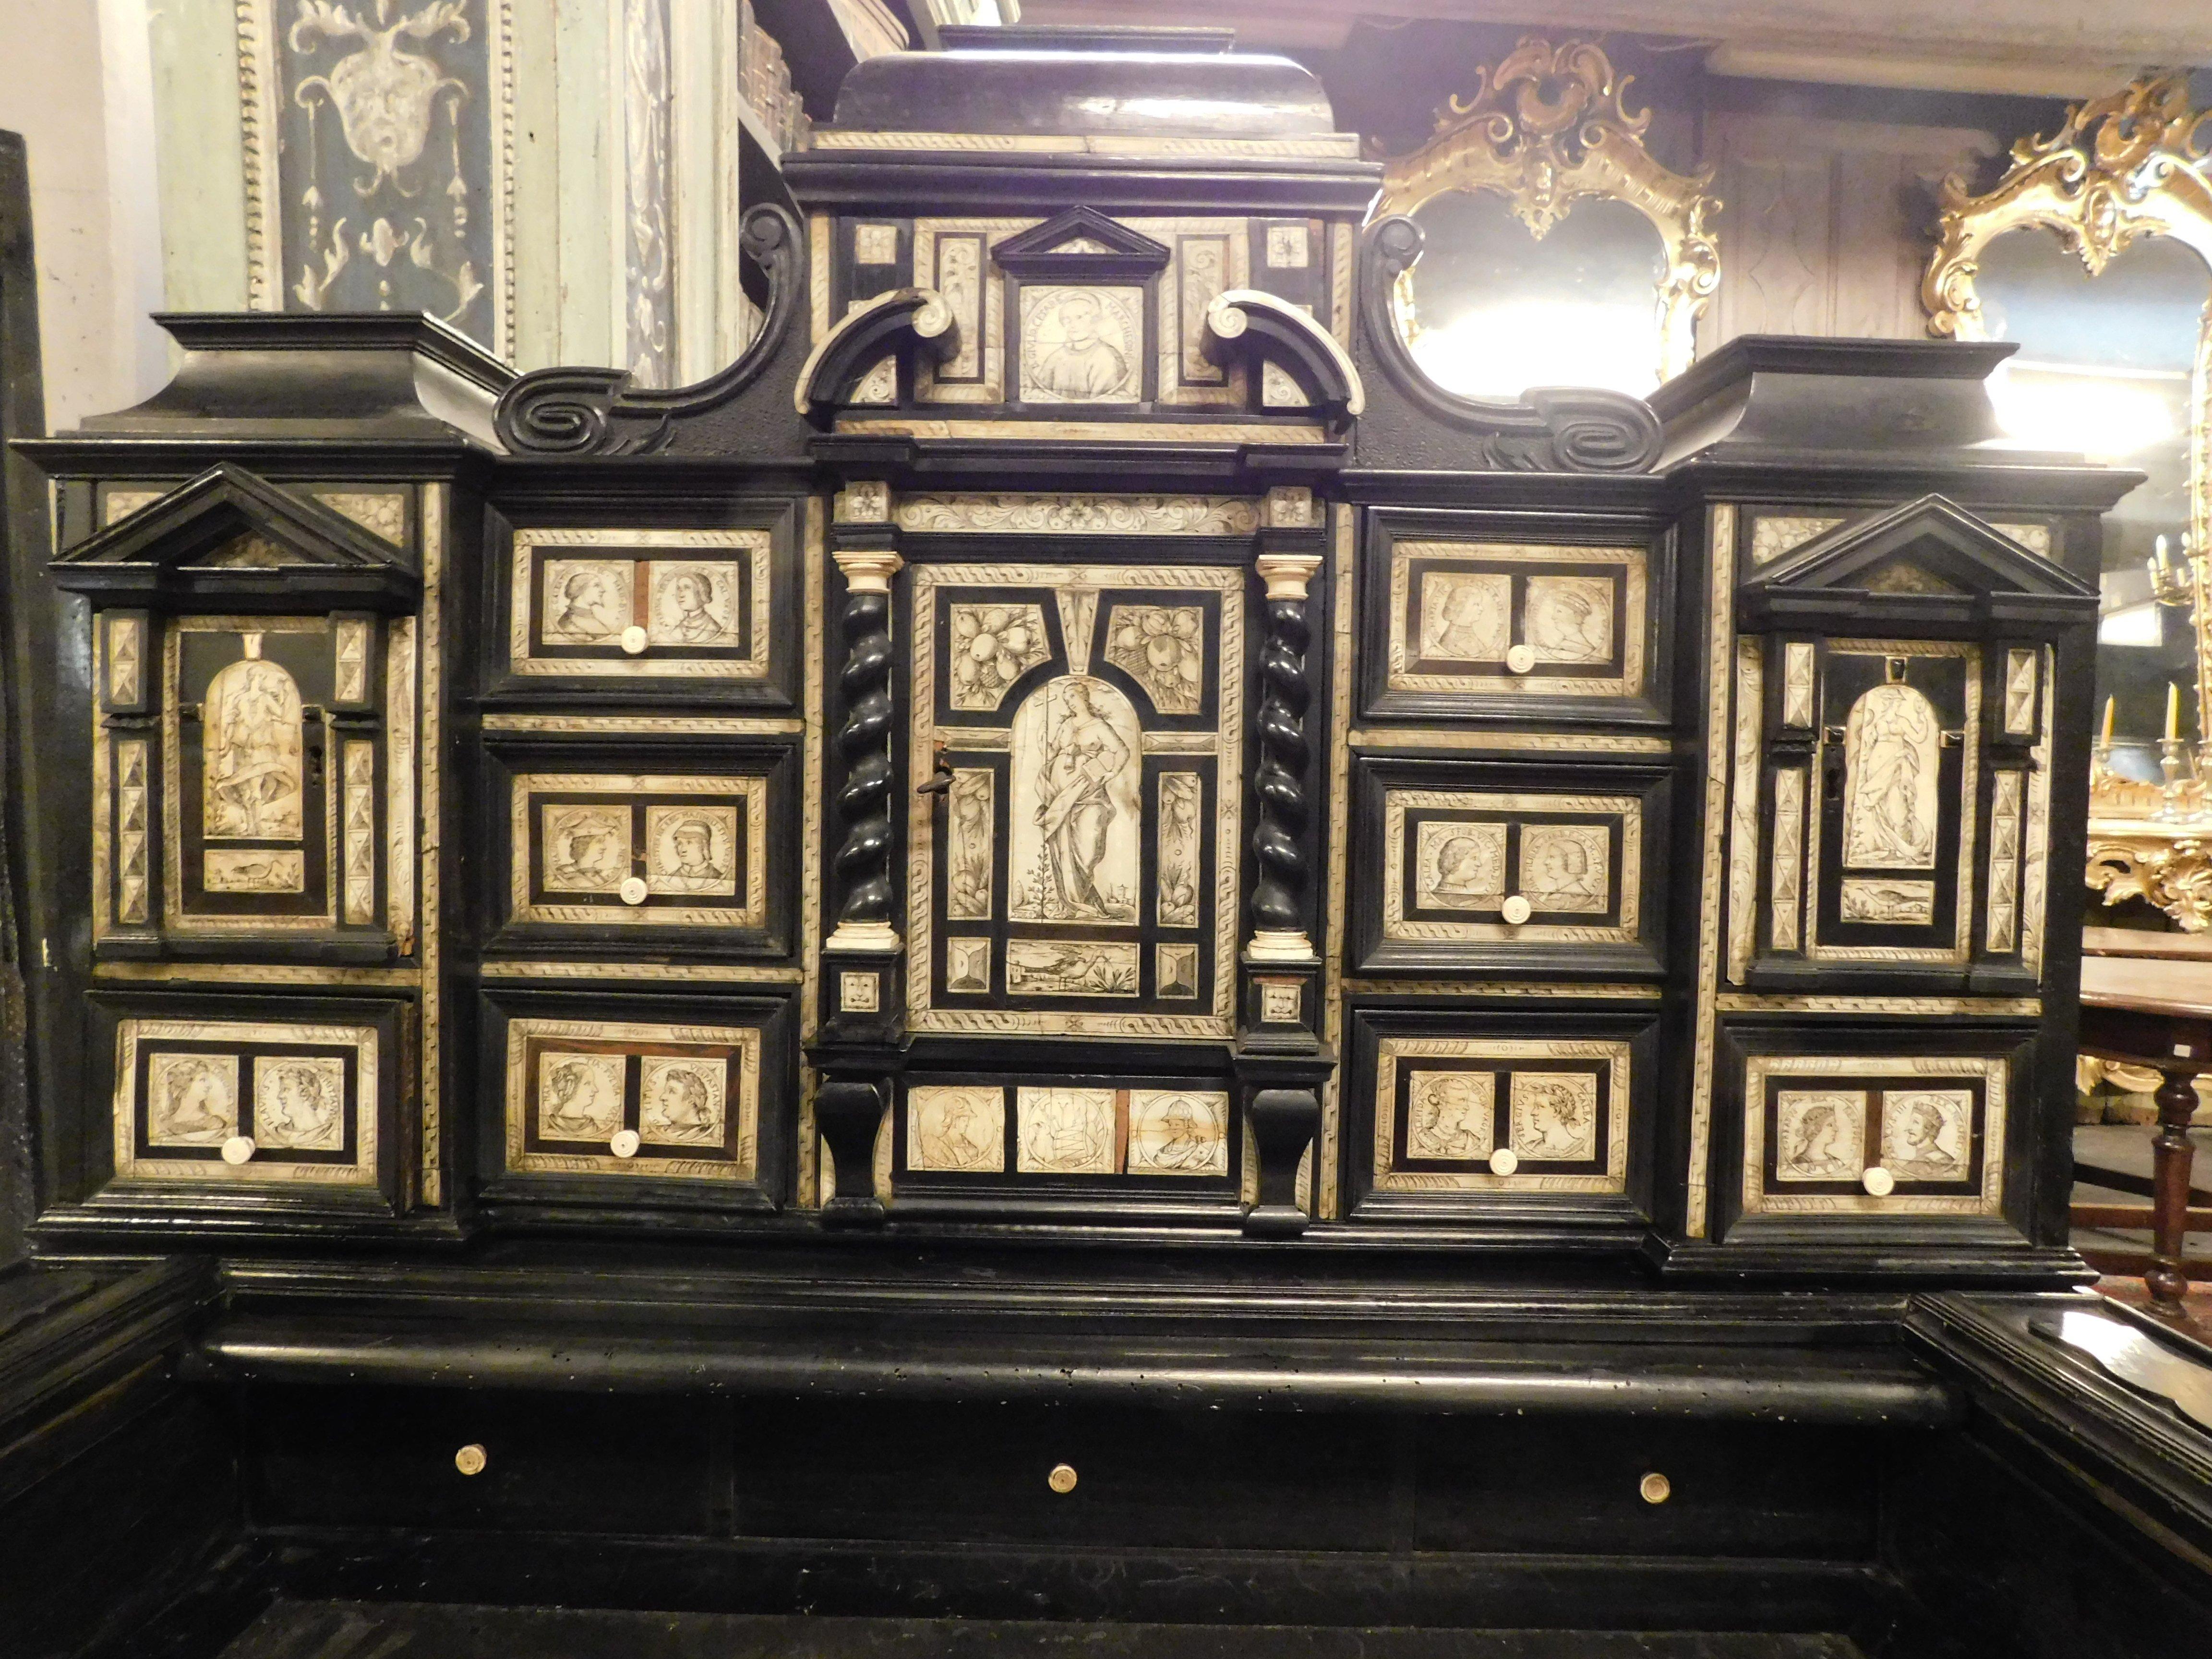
[1740,493,2096,632]
[1757,495,2091,599]
[992,207,1172,277]
[52,464,417,610]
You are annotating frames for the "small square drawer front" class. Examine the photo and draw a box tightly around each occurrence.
[1715,1021,2037,1242]
[481,986,795,1215]
[1350,757,1669,978]
[1358,508,1671,725]
[1346,1006,1657,1225]
[485,734,799,959]
[87,990,405,1213]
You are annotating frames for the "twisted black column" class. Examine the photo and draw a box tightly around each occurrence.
[827,549,902,950]
[1248,553,1321,961]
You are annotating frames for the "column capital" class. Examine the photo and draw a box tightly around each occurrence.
[833,548,904,592]
[1255,551,1323,601]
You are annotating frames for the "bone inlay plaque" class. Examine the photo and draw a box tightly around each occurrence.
[1388,541,1647,698]
[113,1017,379,1186]
[1374,1035,1630,1194]
[510,773,768,928]
[504,1017,759,1180]
[509,528,771,677]
[1383,789,1639,945]
[1742,1052,2003,1216]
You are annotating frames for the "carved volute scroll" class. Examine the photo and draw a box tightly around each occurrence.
[1373,36,1721,386]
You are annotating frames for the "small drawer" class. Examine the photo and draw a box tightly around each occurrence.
[1349,757,1669,978]
[480,985,795,1216]
[1715,1021,2036,1243]
[1346,1005,1658,1225]
[1358,508,1671,725]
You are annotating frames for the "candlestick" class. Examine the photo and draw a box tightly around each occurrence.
[2157,736,2194,821]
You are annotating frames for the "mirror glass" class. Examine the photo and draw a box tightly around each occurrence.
[1974,227,2208,782]
[1400,192,1669,400]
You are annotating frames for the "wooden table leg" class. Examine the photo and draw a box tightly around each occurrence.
[2147,1065,2201,1316]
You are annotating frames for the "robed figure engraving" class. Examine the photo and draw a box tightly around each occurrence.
[1012,678,1140,924]
[204,653,304,842]
[1841,681,1940,869]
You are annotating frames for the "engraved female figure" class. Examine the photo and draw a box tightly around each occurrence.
[204,653,304,841]
[1033,680,1133,921]
[1842,681,1939,868]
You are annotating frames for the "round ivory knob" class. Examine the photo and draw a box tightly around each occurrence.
[619,876,649,905]
[1048,1463,1078,1494]
[1640,1472,1671,1505]
[220,1135,255,1165]
[1489,1147,1519,1176]
[1862,1166,1895,1197]
[620,624,649,655]
[1506,643,1536,674]
[610,1129,641,1159]
[455,1443,487,1477]
[1500,894,1533,926]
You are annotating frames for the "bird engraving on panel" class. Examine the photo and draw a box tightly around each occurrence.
[1004,939,1140,996]
[1839,878,1936,925]
[254,1056,346,1151]
[1020,286,1142,403]
[1774,1090,1866,1180]
[1406,1070,1495,1160]
[1418,571,1511,662]
[1009,677,1141,924]
[1155,772,1202,927]
[648,563,742,647]
[204,850,307,894]
[1509,1072,1599,1161]
[908,1085,1005,1172]
[948,602,1050,711]
[541,805,631,893]
[1127,1090,1229,1176]
[1881,1089,1972,1181]
[646,805,737,896]
[639,1057,726,1146]
[1841,679,1939,869]
[946,769,996,921]
[542,560,633,643]
[203,645,304,843]
[1521,824,1610,914]
[1524,575,1614,664]
[1017,1086,1118,1174]
[537,1052,625,1141]
[145,1053,240,1146]
[1105,605,1206,714]
[1416,821,1506,910]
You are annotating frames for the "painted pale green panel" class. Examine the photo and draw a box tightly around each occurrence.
[148,0,250,311]
[546,0,617,369]
[671,0,722,385]
[508,0,564,370]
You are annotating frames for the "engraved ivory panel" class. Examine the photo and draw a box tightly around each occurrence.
[1769,768,1806,953]
[503,1017,760,1180]
[1741,1052,2003,1217]
[1373,1035,1631,1194]
[1017,1086,1119,1173]
[510,774,769,928]
[1126,1089,1229,1176]
[108,615,142,705]
[1388,541,1647,698]
[1019,285,1143,404]
[509,528,771,677]
[912,216,1032,402]
[1804,641,1980,965]
[2004,649,2038,735]
[909,561,1244,1040]
[907,1084,1007,1172]
[113,1017,379,1186]
[1382,789,1639,945]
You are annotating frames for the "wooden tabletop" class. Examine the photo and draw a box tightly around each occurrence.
[2081,954,2212,1021]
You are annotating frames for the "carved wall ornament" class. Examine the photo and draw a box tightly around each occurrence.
[1374,36,1720,385]
[2087,825,2212,931]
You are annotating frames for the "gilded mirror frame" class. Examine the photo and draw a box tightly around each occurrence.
[1923,74,2212,930]
[1372,36,1721,386]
